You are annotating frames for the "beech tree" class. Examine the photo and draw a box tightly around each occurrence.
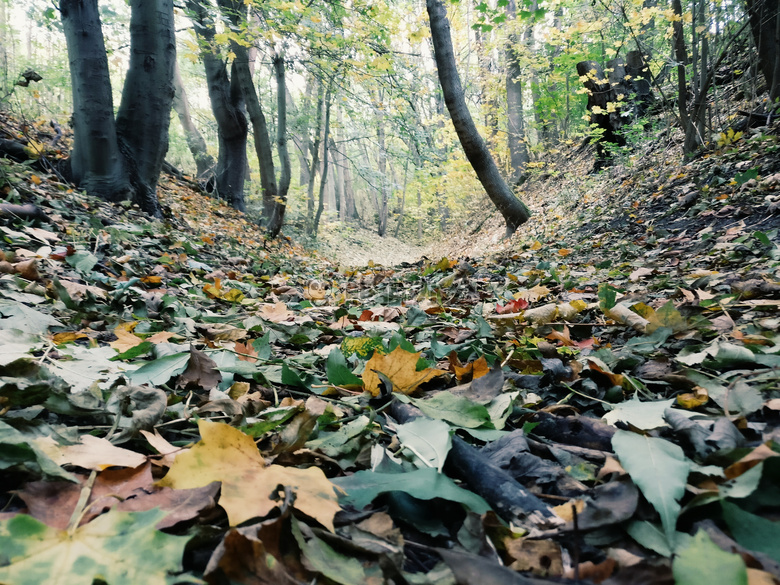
[185,0,248,212]
[60,0,176,217]
[426,0,531,236]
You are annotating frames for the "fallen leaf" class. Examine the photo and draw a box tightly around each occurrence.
[362,346,447,396]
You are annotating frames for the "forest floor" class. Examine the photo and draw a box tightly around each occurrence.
[1,110,780,585]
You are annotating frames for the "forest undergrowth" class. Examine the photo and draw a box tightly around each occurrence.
[0,107,779,585]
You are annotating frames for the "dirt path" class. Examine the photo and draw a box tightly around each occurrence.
[315,226,430,267]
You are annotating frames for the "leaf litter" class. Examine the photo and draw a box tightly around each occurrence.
[0,112,779,584]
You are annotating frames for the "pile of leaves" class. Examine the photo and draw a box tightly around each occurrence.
[1,111,780,585]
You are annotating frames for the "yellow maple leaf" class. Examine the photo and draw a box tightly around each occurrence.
[156,420,341,530]
[362,346,447,397]
[258,302,295,322]
[110,327,144,353]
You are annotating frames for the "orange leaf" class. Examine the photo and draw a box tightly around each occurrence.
[234,341,258,363]
[362,346,447,396]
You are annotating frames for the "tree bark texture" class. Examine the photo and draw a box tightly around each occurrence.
[172,60,215,180]
[60,0,129,203]
[306,82,324,235]
[313,85,332,237]
[268,54,292,238]
[115,0,176,218]
[745,0,780,104]
[426,0,531,236]
[185,0,247,212]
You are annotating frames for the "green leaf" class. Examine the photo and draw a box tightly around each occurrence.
[66,250,99,274]
[672,530,747,585]
[603,396,694,429]
[626,521,691,557]
[128,352,190,386]
[326,349,363,387]
[722,500,780,563]
[291,517,367,585]
[0,509,188,585]
[332,467,490,514]
[409,392,492,429]
[612,430,689,549]
[598,283,618,310]
[0,301,63,334]
[734,168,757,185]
[0,420,76,482]
[394,417,452,471]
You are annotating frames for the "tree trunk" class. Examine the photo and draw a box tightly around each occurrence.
[376,102,389,237]
[172,60,215,180]
[745,0,780,104]
[505,0,529,187]
[115,0,176,217]
[313,85,332,237]
[185,0,247,211]
[61,0,175,217]
[61,0,130,204]
[267,54,291,238]
[306,81,324,235]
[426,0,531,236]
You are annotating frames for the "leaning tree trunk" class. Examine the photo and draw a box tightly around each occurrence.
[745,0,780,104]
[60,0,130,204]
[115,0,176,218]
[426,0,531,236]
[185,0,247,212]
[172,60,215,180]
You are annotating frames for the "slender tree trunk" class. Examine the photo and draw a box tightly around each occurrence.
[61,0,129,203]
[505,0,529,187]
[376,102,389,237]
[393,157,409,238]
[426,0,531,236]
[313,84,332,237]
[306,81,324,235]
[172,60,215,180]
[115,0,176,217]
[185,0,247,211]
[268,54,291,238]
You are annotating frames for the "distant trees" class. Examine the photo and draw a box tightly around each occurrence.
[59,0,176,217]
[43,0,777,237]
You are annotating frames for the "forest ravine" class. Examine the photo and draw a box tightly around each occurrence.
[0,105,779,585]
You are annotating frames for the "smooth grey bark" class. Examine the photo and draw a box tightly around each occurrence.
[376,97,389,237]
[115,0,176,217]
[61,0,175,217]
[312,84,332,237]
[217,0,279,223]
[172,60,215,180]
[185,0,247,211]
[505,0,529,187]
[426,0,531,236]
[745,0,780,104]
[268,54,291,238]
[61,0,130,204]
[306,81,324,235]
